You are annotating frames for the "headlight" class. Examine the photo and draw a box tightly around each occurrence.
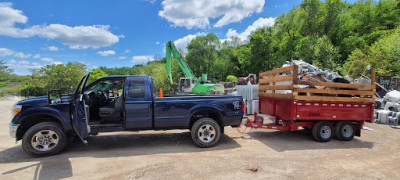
[11,105,22,117]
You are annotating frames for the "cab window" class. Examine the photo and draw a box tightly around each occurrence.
[128,78,145,98]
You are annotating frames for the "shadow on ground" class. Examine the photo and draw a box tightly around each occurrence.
[0,131,240,179]
[246,129,374,152]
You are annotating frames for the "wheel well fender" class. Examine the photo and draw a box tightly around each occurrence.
[15,107,71,141]
[187,105,225,130]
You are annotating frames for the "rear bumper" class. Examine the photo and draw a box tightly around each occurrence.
[9,122,19,138]
[223,116,243,126]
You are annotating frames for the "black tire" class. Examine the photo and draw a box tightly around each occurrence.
[335,121,355,141]
[191,118,221,148]
[312,121,334,142]
[22,122,68,157]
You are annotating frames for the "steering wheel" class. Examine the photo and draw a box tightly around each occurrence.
[96,90,109,105]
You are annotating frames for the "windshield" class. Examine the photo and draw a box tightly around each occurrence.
[85,81,113,94]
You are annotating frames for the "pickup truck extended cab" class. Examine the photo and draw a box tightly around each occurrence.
[9,73,244,156]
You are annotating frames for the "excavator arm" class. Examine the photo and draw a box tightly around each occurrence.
[166,41,194,84]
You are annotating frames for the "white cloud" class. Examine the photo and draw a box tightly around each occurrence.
[124,49,130,53]
[159,0,265,29]
[0,3,121,49]
[131,56,154,64]
[118,56,127,60]
[225,17,275,42]
[145,0,157,4]
[155,41,160,45]
[18,60,29,65]
[52,61,62,65]
[6,60,42,69]
[0,47,14,56]
[174,32,206,52]
[41,57,54,62]
[13,52,31,58]
[97,50,116,56]
[33,54,40,59]
[48,46,58,51]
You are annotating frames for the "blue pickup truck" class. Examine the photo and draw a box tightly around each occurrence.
[9,73,244,156]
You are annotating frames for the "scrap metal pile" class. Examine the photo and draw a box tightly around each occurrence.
[375,90,400,127]
[280,60,373,97]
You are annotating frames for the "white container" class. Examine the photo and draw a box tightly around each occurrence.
[376,110,391,124]
[237,85,259,100]
[257,114,276,125]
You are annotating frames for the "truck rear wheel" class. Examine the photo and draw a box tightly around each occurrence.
[312,121,334,142]
[22,122,68,157]
[191,118,221,148]
[335,121,355,141]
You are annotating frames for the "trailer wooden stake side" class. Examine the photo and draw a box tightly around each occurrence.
[242,65,375,142]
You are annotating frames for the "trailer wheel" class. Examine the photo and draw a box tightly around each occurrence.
[335,121,355,141]
[312,121,334,142]
[191,118,221,148]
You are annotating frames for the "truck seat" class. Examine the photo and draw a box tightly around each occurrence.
[99,97,123,122]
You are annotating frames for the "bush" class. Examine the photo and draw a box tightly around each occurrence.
[20,85,46,97]
[226,75,238,82]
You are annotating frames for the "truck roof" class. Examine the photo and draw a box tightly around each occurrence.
[103,75,151,78]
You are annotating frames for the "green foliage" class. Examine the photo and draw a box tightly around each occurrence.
[371,27,400,75]
[343,46,389,78]
[312,35,340,71]
[88,69,108,84]
[186,33,220,76]
[38,62,87,93]
[20,84,46,97]
[98,66,136,75]
[226,75,237,82]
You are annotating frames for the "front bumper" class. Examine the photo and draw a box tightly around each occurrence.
[9,122,19,138]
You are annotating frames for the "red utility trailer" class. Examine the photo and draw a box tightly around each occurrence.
[242,65,375,142]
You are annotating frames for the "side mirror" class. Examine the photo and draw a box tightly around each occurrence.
[48,89,62,105]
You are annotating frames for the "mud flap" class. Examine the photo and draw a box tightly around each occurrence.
[355,128,361,137]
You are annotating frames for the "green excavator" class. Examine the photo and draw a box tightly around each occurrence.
[166,41,224,94]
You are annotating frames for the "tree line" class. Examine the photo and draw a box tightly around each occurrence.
[1,0,399,97]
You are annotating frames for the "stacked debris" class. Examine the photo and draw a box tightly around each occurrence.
[282,60,370,98]
[375,90,400,127]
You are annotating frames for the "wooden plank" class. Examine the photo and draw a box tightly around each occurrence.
[259,85,293,90]
[259,65,295,77]
[294,88,374,96]
[259,75,293,84]
[298,81,375,89]
[292,65,298,84]
[294,95,375,103]
[371,69,376,86]
[259,92,293,99]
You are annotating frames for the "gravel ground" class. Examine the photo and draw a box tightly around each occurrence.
[0,98,399,179]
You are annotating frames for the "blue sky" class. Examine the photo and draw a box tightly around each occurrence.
[0,0,356,75]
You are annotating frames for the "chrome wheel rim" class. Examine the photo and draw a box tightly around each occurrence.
[198,124,216,143]
[320,126,331,139]
[31,130,59,151]
[342,124,353,138]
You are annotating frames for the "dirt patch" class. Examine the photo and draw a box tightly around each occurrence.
[0,99,399,179]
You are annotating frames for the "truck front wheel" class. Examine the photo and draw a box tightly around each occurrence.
[335,121,355,141]
[312,121,334,142]
[22,122,68,157]
[191,118,221,148]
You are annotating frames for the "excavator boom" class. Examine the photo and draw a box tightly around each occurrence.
[166,41,194,84]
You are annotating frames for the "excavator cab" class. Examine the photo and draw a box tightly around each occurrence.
[178,77,195,94]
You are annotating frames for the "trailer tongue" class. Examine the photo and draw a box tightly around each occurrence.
[236,65,376,142]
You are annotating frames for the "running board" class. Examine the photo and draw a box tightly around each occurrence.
[90,124,124,133]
